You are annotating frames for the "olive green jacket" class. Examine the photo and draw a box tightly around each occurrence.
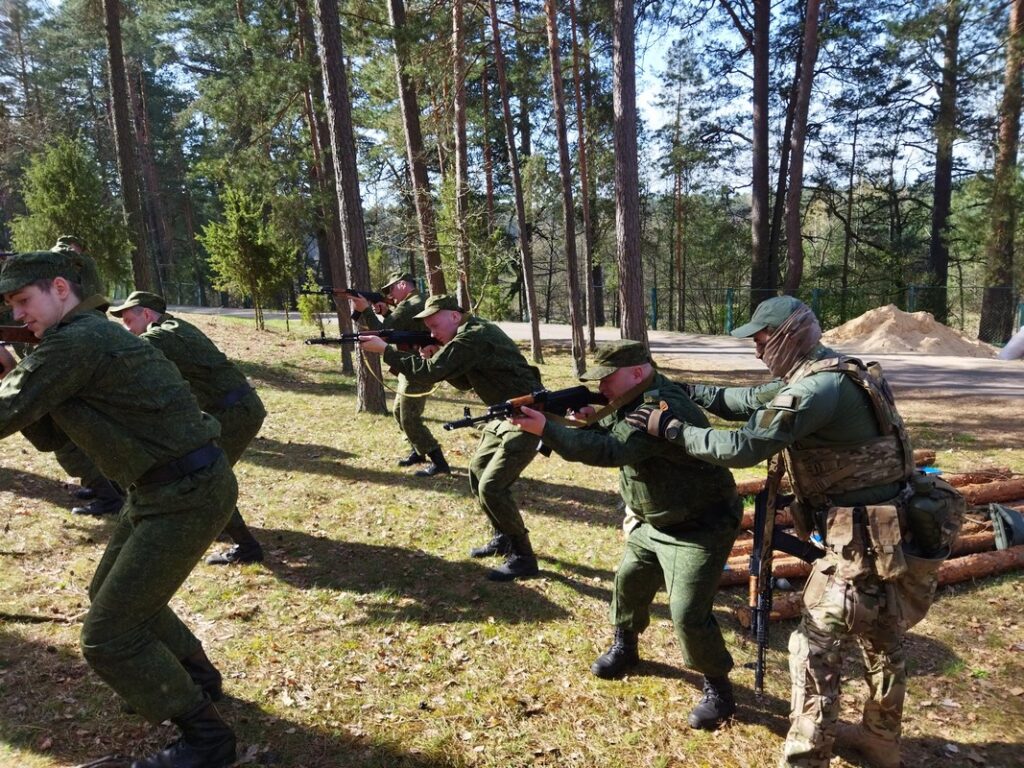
[680,345,902,506]
[0,299,219,488]
[360,292,427,334]
[540,373,740,530]
[142,314,253,413]
[382,316,542,405]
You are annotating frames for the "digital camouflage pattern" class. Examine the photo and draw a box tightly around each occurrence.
[541,372,741,679]
[361,291,438,455]
[384,315,543,537]
[0,299,237,723]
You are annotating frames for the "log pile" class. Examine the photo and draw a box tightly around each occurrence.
[729,462,1024,627]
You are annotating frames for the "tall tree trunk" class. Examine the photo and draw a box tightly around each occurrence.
[128,62,174,287]
[545,0,585,375]
[569,0,597,349]
[296,0,354,373]
[612,0,647,343]
[980,0,1024,343]
[103,0,156,290]
[769,61,797,285]
[453,0,472,309]
[388,0,446,295]
[512,0,532,160]
[926,0,964,323]
[312,0,386,412]
[481,30,495,232]
[782,0,822,294]
[488,0,544,362]
[840,114,860,323]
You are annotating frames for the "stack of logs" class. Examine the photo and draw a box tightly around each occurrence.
[731,453,1024,627]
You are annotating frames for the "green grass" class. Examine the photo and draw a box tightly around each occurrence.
[0,315,1021,768]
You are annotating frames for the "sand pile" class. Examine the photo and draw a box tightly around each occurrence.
[822,305,997,357]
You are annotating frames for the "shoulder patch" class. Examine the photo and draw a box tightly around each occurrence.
[769,393,799,411]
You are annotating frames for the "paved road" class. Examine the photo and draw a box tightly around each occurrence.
[171,307,1023,399]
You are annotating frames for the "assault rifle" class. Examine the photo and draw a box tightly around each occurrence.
[304,329,435,347]
[0,325,38,345]
[443,386,608,431]
[301,285,387,305]
[748,473,823,694]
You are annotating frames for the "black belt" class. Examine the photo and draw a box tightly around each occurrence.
[136,443,223,487]
[210,384,253,413]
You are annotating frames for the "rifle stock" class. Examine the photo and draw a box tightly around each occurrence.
[0,325,38,345]
[300,286,386,304]
[443,386,607,430]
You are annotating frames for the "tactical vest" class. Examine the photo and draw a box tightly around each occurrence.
[781,355,914,509]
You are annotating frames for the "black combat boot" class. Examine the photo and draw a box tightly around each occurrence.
[687,675,735,730]
[73,486,97,501]
[72,478,123,517]
[469,532,513,558]
[130,698,236,768]
[397,450,425,467]
[206,513,264,566]
[487,534,539,581]
[415,449,451,477]
[590,628,640,679]
[180,647,224,702]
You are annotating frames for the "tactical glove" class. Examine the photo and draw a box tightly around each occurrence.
[625,402,686,440]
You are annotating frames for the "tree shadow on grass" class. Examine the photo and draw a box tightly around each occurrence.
[0,463,75,509]
[256,527,569,626]
[237,358,356,398]
[0,628,466,768]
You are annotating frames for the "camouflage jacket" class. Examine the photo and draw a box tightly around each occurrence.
[0,299,219,488]
[382,316,542,405]
[679,345,904,507]
[541,373,740,530]
[360,292,427,334]
[142,314,252,413]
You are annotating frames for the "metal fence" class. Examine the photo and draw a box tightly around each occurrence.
[650,285,1023,342]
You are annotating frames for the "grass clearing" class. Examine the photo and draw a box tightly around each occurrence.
[0,315,1021,768]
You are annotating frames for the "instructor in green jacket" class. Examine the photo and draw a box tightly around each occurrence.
[0,251,237,768]
[511,340,742,730]
[109,290,267,565]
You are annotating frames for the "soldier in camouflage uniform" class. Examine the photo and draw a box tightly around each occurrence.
[511,341,743,730]
[628,296,962,768]
[346,271,449,476]
[109,290,266,566]
[0,251,238,768]
[358,294,545,581]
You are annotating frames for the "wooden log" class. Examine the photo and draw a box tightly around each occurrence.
[913,449,936,466]
[734,545,1024,626]
[958,478,1024,505]
[945,468,1014,488]
[720,558,811,588]
[729,530,994,560]
[740,508,793,531]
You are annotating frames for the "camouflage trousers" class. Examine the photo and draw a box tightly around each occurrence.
[781,556,906,767]
[81,454,237,724]
[216,389,266,536]
[393,374,439,456]
[468,421,537,537]
[54,439,105,487]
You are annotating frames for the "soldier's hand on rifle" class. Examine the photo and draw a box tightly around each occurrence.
[509,405,546,436]
[419,344,440,359]
[625,402,686,440]
[372,301,390,316]
[0,345,15,378]
[567,405,596,422]
[358,335,387,354]
[345,293,370,312]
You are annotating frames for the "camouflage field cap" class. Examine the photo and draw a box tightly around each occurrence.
[379,270,415,294]
[108,290,167,317]
[580,340,652,381]
[413,293,463,319]
[0,251,84,295]
[730,295,808,338]
[52,235,85,253]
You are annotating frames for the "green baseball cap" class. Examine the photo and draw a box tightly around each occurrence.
[730,295,808,338]
[579,340,652,381]
[108,290,167,316]
[379,270,415,294]
[413,293,463,319]
[0,251,85,295]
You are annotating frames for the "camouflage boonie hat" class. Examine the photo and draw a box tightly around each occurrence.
[0,251,85,295]
[731,295,808,338]
[379,270,415,294]
[52,235,85,253]
[109,290,167,316]
[413,293,463,319]
[579,340,652,381]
